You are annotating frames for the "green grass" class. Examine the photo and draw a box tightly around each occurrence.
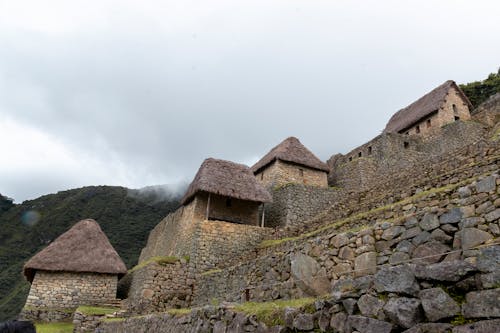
[35,322,74,333]
[76,305,119,316]
[166,308,192,316]
[234,298,316,326]
[102,317,126,323]
[128,256,181,273]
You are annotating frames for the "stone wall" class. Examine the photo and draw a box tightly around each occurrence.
[265,184,345,228]
[472,92,500,127]
[190,219,272,272]
[256,160,328,189]
[192,171,500,308]
[125,260,193,314]
[21,271,117,322]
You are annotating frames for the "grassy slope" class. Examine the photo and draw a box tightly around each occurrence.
[0,185,180,321]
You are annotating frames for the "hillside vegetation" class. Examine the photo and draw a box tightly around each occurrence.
[460,68,500,108]
[0,186,180,321]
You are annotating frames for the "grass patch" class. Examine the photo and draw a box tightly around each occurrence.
[128,256,181,273]
[234,298,315,326]
[201,268,222,276]
[166,308,192,316]
[102,317,126,323]
[35,322,73,333]
[450,314,475,326]
[76,305,119,316]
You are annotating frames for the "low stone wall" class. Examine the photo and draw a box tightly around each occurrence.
[19,307,73,322]
[125,260,193,314]
[265,184,344,228]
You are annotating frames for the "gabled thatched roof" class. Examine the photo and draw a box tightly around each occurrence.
[251,137,329,174]
[181,158,272,205]
[24,219,127,282]
[384,80,472,133]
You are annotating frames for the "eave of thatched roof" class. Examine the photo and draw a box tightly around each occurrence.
[23,219,127,283]
[181,158,272,205]
[384,80,472,133]
[251,137,329,174]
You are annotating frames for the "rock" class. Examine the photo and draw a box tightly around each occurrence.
[480,271,500,289]
[477,245,500,273]
[283,307,298,328]
[331,278,356,300]
[452,319,500,333]
[213,321,227,333]
[396,240,414,253]
[414,260,476,281]
[354,252,377,277]
[339,246,355,260]
[430,229,452,243]
[485,208,500,222]
[412,241,450,265]
[419,288,460,321]
[358,294,384,317]
[332,263,351,276]
[382,226,405,241]
[342,298,357,315]
[347,315,393,333]
[389,252,410,265]
[401,227,422,240]
[420,213,440,231]
[458,186,472,198]
[330,312,347,333]
[412,231,431,246]
[293,313,314,331]
[383,297,423,328]
[476,175,496,193]
[461,228,493,250]
[402,323,453,333]
[318,310,330,332]
[331,234,350,248]
[440,208,462,224]
[462,288,500,318]
[291,253,331,296]
[374,264,419,295]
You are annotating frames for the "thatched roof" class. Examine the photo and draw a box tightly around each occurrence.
[24,219,127,282]
[384,80,472,133]
[181,158,272,205]
[251,137,329,174]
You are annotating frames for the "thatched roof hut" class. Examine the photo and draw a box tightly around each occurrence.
[251,137,329,174]
[181,158,272,206]
[24,219,127,283]
[384,80,472,133]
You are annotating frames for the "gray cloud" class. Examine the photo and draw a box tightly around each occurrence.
[1,1,499,202]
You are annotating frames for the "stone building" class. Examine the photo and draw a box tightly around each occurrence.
[181,158,272,226]
[252,137,329,188]
[384,80,472,136]
[22,219,126,321]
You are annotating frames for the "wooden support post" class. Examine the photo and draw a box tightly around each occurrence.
[206,193,211,220]
[261,203,265,227]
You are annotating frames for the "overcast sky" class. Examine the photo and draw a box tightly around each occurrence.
[1,0,499,202]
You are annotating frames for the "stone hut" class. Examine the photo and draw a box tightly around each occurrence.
[384,80,472,136]
[23,219,126,320]
[251,136,329,188]
[181,158,272,226]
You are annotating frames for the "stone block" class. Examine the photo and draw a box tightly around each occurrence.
[419,287,460,321]
[383,297,423,328]
[354,252,377,277]
[290,253,330,296]
[347,315,393,333]
[412,241,450,265]
[461,228,493,250]
[440,208,462,224]
[402,323,453,333]
[452,319,500,333]
[462,288,500,318]
[420,213,440,231]
[414,260,476,282]
[476,175,496,193]
[358,294,384,317]
[374,264,419,295]
[293,313,314,331]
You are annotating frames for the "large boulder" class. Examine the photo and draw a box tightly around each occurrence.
[290,253,330,296]
[383,297,424,328]
[419,288,460,321]
[414,260,476,282]
[374,264,419,295]
[462,288,500,318]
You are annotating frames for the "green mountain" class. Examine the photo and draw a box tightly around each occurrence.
[0,185,181,321]
[460,68,500,108]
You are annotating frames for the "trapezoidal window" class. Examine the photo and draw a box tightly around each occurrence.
[260,172,264,180]
[404,141,409,149]
[349,157,352,162]
[299,168,304,177]
[415,125,420,134]
[358,151,362,157]
[368,146,372,155]
[426,119,431,128]
[226,198,232,207]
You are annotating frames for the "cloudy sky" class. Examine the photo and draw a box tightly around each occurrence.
[1,0,499,202]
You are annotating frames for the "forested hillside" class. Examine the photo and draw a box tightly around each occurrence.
[460,68,500,108]
[0,186,180,321]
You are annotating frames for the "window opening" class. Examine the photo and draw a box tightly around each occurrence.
[427,119,431,128]
[404,141,409,149]
[299,168,304,177]
[368,146,372,155]
[226,198,232,207]
[416,125,420,134]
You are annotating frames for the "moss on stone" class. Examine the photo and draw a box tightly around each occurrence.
[450,314,475,326]
[234,298,316,326]
[128,256,181,273]
[166,308,192,316]
[35,322,74,333]
[76,305,119,316]
[102,317,126,323]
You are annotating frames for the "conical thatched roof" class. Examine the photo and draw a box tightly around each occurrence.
[384,80,472,133]
[181,158,272,205]
[24,219,127,282]
[251,137,329,174]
